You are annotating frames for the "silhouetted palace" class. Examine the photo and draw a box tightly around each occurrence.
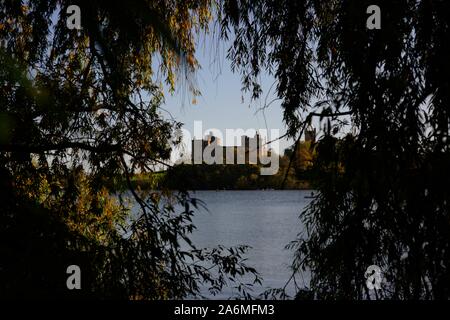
[191,132,267,164]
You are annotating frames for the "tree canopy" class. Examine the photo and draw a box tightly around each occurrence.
[0,0,260,299]
[2,0,449,300]
[221,0,450,299]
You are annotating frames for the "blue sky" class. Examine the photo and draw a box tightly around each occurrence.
[52,6,294,163]
[162,34,294,161]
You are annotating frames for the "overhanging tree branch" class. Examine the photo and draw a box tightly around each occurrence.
[0,142,121,153]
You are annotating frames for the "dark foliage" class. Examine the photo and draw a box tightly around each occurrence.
[221,0,450,299]
[0,1,261,299]
[164,161,308,190]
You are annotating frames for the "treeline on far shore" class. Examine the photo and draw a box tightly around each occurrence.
[168,163,310,190]
[110,163,311,191]
[109,142,316,191]
[131,164,310,190]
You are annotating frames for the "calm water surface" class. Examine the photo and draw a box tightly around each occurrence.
[129,190,312,298]
[186,190,312,298]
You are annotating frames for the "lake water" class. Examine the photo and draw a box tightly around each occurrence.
[185,190,312,299]
[129,190,312,298]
